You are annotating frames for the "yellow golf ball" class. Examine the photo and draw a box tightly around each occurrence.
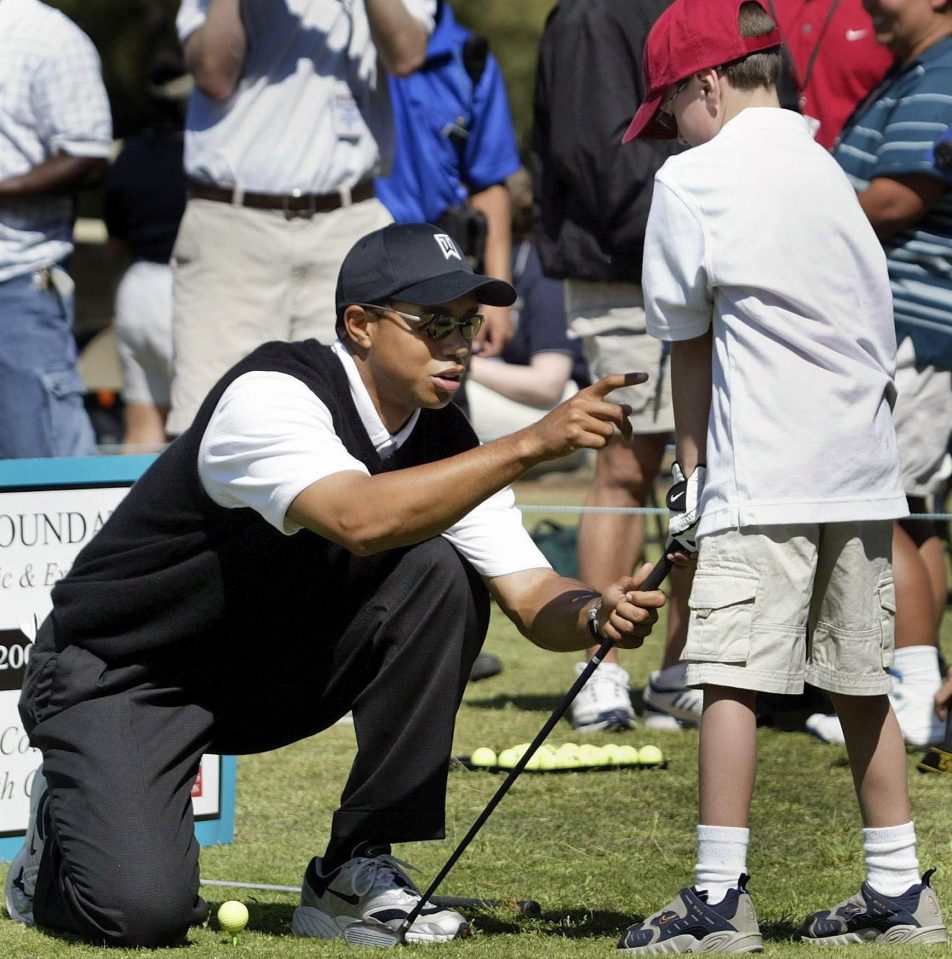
[218,900,249,935]
[639,744,665,765]
[470,747,497,767]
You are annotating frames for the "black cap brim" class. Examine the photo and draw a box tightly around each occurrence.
[392,271,516,308]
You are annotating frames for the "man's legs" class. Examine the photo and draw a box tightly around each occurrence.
[565,278,693,730]
[17,622,212,946]
[0,269,96,458]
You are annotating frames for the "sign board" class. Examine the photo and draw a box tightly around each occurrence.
[0,456,235,860]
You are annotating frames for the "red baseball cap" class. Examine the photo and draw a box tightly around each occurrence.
[623,0,782,143]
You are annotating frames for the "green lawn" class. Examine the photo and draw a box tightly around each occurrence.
[3,484,951,957]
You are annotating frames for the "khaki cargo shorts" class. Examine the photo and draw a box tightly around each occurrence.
[684,522,895,696]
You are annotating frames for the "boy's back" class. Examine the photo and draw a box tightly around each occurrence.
[644,106,906,536]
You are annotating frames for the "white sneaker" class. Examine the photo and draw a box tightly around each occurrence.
[291,852,469,943]
[805,711,846,745]
[570,661,636,732]
[642,668,702,727]
[5,769,49,925]
[807,671,945,748]
[888,666,945,747]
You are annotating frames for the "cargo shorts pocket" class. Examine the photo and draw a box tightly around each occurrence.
[878,581,896,669]
[685,573,758,664]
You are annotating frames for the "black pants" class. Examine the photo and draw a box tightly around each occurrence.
[19,537,489,947]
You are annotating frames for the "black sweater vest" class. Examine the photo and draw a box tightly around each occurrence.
[51,341,478,661]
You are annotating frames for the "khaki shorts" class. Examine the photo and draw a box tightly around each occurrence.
[167,195,393,436]
[565,279,674,434]
[684,522,895,696]
[893,339,952,497]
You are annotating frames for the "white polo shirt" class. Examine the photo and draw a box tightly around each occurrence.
[643,108,907,536]
[198,341,550,579]
[0,0,112,281]
[177,0,436,194]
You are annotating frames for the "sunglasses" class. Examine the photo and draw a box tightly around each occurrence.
[358,303,485,342]
[657,78,691,132]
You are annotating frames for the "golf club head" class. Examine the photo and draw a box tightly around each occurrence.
[343,919,405,948]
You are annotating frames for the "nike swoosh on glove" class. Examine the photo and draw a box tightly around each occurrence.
[666,462,706,553]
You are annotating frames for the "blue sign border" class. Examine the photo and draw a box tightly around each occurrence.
[0,455,236,858]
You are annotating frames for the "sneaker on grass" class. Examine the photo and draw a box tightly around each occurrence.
[806,665,945,748]
[642,666,702,727]
[291,851,469,942]
[5,769,49,926]
[618,874,763,954]
[571,661,635,732]
[799,868,947,945]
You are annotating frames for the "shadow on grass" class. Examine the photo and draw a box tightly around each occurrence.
[467,693,574,714]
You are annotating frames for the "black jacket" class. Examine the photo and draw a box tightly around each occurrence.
[531,0,681,283]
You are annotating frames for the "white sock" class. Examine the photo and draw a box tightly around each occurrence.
[864,822,920,896]
[657,662,687,688]
[892,646,941,693]
[695,824,749,905]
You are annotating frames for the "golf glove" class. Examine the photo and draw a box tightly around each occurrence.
[666,461,706,553]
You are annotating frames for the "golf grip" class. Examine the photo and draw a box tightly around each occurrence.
[400,553,675,933]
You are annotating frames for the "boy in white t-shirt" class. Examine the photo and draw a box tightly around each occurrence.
[616,0,948,952]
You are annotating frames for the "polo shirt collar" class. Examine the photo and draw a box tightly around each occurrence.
[332,340,420,460]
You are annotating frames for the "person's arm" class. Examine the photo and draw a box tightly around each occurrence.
[365,0,430,77]
[468,183,513,356]
[0,153,106,197]
[182,0,247,101]
[488,562,665,653]
[670,329,713,474]
[857,174,946,240]
[468,352,573,407]
[286,372,641,555]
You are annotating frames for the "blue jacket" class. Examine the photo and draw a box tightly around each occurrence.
[375,3,520,223]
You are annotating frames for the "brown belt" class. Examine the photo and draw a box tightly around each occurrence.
[188,179,375,217]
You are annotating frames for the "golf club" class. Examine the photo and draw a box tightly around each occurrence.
[199,879,540,914]
[343,553,675,948]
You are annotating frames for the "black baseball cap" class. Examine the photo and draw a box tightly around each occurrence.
[335,222,516,318]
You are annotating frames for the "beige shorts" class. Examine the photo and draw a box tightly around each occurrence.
[893,340,952,497]
[167,195,392,436]
[565,279,674,434]
[684,522,895,696]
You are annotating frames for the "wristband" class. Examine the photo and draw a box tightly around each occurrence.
[587,599,603,642]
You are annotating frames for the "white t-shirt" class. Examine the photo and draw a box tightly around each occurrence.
[177,0,436,194]
[198,341,550,579]
[0,0,112,281]
[643,108,907,536]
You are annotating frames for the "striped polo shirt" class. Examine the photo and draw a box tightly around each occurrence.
[833,35,952,372]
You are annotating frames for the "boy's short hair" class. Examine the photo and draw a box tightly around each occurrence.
[623,0,782,143]
[723,2,782,91]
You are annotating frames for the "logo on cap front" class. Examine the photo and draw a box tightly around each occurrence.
[434,234,462,261]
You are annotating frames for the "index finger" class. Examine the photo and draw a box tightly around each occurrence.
[587,371,649,398]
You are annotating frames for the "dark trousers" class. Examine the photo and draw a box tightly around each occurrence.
[19,537,489,947]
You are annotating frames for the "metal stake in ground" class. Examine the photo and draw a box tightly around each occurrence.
[343,554,674,948]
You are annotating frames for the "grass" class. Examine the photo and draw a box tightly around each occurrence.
[3,474,951,957]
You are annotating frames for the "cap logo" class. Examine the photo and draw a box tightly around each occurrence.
[434,234,462,260]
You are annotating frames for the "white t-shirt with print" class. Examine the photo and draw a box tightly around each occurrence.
[643,108,907,537]
[198,341,550,579]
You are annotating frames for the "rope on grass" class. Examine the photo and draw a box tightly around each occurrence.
[517,504,952,521]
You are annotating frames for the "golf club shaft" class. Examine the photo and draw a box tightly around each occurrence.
[400,553,674,934]
[199,879,538,914]
[945,708,952,751]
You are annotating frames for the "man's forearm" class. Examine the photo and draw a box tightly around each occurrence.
[365,0,429,76]
[0,154,107,198]
[184,0,246,100]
